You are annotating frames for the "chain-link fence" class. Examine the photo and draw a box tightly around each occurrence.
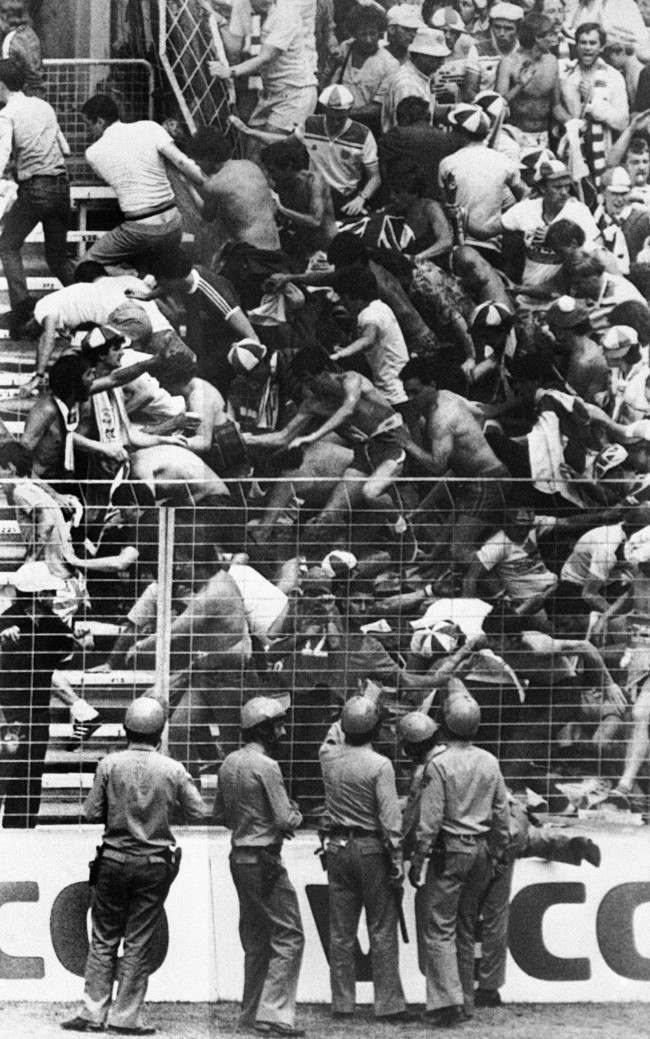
[42,58,154,182]
[0,479,644,827]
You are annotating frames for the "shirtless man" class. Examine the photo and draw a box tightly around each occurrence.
[185,127,286,309]
[495,13,567,149]
[400,363,510,563]
[260,136,337,259]
[246,352,410,542]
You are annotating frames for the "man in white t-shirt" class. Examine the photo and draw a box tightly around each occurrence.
[27,259,183,396]
[330,267,409,408]
[211,0,317,133]
[463,507,558,608]
[438,103,526,263]
[560,521,629,612]
[501,158,602,290]
[81,95,204,268]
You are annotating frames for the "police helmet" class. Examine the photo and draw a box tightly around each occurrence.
[443,678,481,738]
[341,696,379,736]
[241,696,286,730]
[124,696,166,735]
[399,712,438,744]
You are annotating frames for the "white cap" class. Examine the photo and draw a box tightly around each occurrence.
[625,526,650,563]
[6,562,66,594]
[409,26,450,55]
[431,6,467,33]
[410,598,493,637]
[604,166,632,193]
[534,158,571,183]
[318,84,354,110]
[227,338,267,372]
[490,2,525,20]
[321,550,358,577]
[387,3,422,28]
[601,325,639,357]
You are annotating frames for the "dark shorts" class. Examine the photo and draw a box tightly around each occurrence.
[349,428,406,476]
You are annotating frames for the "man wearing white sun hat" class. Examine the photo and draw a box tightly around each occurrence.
[382,26,449,130]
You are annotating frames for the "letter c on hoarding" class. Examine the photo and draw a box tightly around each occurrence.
[0,882,44,978]
[597,884,650,980]
[508,883,590,981]
[50,883,170,977]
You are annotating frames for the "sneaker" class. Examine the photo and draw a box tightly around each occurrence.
[569,836,601,868]
[421,1005,464,1027]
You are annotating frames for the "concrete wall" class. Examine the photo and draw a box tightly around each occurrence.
[35,0,111,58]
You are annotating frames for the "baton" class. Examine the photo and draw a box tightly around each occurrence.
[394,886,410,944]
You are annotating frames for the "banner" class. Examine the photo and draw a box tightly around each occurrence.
[0,826,649,1003]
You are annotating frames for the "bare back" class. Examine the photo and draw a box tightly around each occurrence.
[426,390,507,476]
[204,160,281,252]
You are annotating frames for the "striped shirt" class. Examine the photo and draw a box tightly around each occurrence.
[382,59,435,132]
[303,114,378,196]
[187,266,239,320]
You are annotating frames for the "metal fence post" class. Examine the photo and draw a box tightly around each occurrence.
[156,506,175,754]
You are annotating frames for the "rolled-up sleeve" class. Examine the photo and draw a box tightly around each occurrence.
[376,759,403,852]
[414,761,445,857]
[83,761,108,823]
[261,761,303,832]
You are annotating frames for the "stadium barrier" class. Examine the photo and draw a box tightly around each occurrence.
[0,479,645,826]
[0,827,649,1003]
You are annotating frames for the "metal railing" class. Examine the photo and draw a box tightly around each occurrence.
[0,479,644,827]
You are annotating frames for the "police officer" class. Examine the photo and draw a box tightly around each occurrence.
[319,695,408,1021]
[62,696,208,1035]
[409,679,510,1027]
[213,696,305,1037]
[476,796,601,1008]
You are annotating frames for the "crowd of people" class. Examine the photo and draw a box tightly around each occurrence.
[0,0,647,1033]
[2,0,650,826]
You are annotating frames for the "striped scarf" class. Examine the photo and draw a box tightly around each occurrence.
[580,65,609,196]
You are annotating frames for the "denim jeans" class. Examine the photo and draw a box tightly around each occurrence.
[82,855,170,1028]
[0,173,72,314]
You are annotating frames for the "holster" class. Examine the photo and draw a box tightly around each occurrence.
[164,845,182,889]
[430,833,446,876]
[258,846,284,897]
[88,845,104,888]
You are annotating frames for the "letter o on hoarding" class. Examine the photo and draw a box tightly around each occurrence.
[50,883,170,977]
[509,883,590,981]
[597,884,650,980]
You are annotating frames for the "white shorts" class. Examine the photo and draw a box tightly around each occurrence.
[250,84,317,133]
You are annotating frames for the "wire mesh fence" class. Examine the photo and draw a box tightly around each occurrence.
[42,59,155,182]
[0,478,645,827]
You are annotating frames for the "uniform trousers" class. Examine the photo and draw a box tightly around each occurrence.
[327,835,405,1016]
[82,855,170,1029]
[417,839,491,1013]
[230,850,305,1027]
[478,829,587,990]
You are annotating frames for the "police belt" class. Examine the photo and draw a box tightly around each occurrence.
[101,846,174,865]
[329,827,381,840]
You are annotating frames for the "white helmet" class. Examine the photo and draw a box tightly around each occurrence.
[241,696,286,730]
[124,697,166,735]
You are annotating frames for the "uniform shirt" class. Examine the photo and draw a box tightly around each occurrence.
[0,91,66,180]
[85,121,177,216]
[501,196,601,289]
[319,739,403,851]
[303,114,378,196]
[357,298,409,405]
[336,39,399,110]
[382,59,434,133]
[230,0,316,91]
[213,741,302,846]
[477,528,558,603]
[561,523,626,586]
[84,743,207,854]
[414,741,510,856]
